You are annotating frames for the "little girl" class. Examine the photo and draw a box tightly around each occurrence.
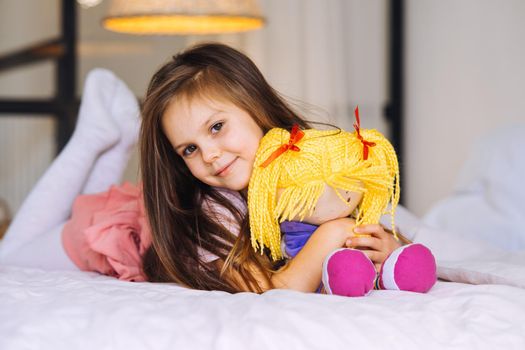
[139,43,403,293]
[0,43,404,293]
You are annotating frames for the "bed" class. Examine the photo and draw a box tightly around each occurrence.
[0,260,524,350]
[1,124,525,349]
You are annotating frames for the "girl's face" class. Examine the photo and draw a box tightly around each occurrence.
[162,95,264,191]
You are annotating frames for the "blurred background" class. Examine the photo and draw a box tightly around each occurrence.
[0,0,524,225]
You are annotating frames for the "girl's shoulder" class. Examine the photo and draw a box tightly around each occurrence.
[201,187,246,234]
[202,188,247,214]
[199,188,246,263]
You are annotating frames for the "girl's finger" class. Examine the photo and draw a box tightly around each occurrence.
[349,236,381,251]
[354,224,389,238]
[360,249,381,263]
[362,249,390,266]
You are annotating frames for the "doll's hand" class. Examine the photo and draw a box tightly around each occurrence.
[345,224,402,271]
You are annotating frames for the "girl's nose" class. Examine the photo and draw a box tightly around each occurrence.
[201,145,221,163]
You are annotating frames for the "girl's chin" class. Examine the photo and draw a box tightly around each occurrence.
[226,182,249,192]
[212,179,249,192]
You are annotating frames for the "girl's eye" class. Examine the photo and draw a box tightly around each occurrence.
[211,122,223,133]
[182,145,197,157]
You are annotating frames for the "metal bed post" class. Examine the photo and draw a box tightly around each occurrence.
[386,0,405,204]
[56,0,78,151]
[0,0,78,154]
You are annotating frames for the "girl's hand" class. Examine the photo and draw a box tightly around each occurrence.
[345,224,402,270]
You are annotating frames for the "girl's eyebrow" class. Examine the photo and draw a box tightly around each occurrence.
[173,111,223,152]
[174,143,187,153]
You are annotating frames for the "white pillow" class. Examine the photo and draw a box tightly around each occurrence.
[414,225,525,288]
[423,123,525,251]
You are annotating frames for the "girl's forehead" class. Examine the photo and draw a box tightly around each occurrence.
[170,92,234,113]
[163,94,241,132]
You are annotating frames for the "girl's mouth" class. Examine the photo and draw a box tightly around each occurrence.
[215,158,237,176]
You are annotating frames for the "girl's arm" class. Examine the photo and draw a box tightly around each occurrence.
[269,217,357,292]
[220,217,356,293]
[224,218,407,293]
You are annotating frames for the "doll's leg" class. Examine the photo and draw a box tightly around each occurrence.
[377,243,437,293]
[322,248,377,297]
[82,69,140,194]
[0,69,120,261]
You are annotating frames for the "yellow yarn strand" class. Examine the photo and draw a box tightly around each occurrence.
[248,127,400,261]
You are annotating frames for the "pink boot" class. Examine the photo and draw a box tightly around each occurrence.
[378,243,437,293]
[322,248,376,297]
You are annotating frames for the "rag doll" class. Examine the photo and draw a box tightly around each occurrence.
[248,107,436,297]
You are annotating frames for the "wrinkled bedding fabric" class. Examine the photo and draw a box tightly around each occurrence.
[1,264,524,350]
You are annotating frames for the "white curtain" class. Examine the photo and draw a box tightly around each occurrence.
[191,0,389,133]
[0,0,389,213]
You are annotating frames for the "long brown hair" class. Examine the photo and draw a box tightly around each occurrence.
[140,42,310,293]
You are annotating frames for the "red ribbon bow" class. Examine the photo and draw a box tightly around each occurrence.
[353,106,376,160]
[260,124,305,168]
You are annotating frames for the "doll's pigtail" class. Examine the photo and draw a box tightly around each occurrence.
[248,129,289,260]
[351,128,400,240]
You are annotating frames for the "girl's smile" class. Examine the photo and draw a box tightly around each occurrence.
[214,157,238,177]
[162,95,264,191]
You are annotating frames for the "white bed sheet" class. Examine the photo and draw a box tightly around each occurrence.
[1,263,524,350]
[3,123,525,350]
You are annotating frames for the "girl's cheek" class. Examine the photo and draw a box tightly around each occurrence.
[183,160,198,176]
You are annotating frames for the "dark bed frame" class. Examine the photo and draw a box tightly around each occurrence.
[0,0,405,200]
[0,0,77,152]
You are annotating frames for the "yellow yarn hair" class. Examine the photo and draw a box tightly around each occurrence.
[248,127,400,261]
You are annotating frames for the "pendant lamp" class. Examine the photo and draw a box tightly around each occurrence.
[102,0,265,35]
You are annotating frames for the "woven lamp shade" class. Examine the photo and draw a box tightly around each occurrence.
[103,0,265,35]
